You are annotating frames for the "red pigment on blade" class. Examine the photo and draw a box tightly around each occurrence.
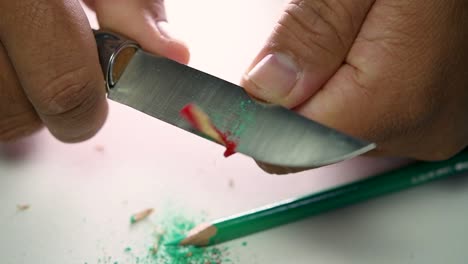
[180,103,237,157]
[217,130,237,157]
[180,104,201,130]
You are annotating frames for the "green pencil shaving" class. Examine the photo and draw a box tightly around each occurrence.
[166,149,468,247]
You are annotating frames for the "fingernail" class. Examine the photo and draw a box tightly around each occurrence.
[247,53,301,100]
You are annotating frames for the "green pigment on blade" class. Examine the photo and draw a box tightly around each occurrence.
[211,99,255,140]
[231,99,254,138]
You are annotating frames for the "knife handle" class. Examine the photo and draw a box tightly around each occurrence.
[93,29,140,92]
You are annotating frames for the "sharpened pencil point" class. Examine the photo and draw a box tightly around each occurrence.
[165,223,218,247]
[164,236,183,246]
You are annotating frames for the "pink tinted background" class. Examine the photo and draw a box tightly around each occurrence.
[0,1,467,263]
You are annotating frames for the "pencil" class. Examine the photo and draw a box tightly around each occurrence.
[166,149,468,247]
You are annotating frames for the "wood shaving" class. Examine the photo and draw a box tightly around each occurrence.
[17,204,30,211]
[94,144,105,152]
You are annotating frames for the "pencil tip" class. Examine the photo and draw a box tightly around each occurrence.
[164,223,217,247]
[164,235,184,246]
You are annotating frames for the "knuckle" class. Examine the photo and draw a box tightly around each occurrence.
[0,111,42,141]
[277,0,354,54]
[34,67,102,119]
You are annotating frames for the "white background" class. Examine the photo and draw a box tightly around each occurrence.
[1,1,468,263]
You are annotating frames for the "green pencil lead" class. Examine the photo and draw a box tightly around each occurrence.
[164,234,184,246]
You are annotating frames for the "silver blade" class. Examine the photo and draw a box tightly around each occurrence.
[108,49,375,167]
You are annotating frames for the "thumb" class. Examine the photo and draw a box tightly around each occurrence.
[92,0,190,64]
[241,0,375,108]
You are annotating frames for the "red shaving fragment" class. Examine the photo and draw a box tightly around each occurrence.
[219,132,237,157]
[180,104,237,157]
[180,104,201,130]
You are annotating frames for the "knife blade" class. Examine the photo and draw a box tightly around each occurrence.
[94,30,375,168]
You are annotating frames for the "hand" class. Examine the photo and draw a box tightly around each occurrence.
[83,0,189,64]
[0,0,188,142]
[240,0,468,173]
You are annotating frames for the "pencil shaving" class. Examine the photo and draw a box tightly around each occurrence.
[150,233,162,255]
[94,144,105,152]
[152,244,158,254]
[151,243,159,255]
[16,204,30,211]
[130,208,154,224]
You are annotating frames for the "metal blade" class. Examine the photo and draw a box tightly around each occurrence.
[108,49,375,167]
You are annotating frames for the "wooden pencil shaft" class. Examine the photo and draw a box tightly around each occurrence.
[207,150,468,245]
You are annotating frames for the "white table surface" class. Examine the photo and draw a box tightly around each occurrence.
[1,1,468,263]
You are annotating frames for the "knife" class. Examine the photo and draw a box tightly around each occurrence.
[93,29,375,168]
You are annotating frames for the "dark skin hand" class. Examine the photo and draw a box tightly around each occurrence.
[0,0,107,142]
[240,0,468,173]
[0,0,188,142]
[1,0,467,174]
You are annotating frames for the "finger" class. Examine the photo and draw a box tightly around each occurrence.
[81,0,96,10]
[295,1,465,160]
[241,0,375,108]
[93,0,190,64]
[0,42,42,141]
[0,0,108,142]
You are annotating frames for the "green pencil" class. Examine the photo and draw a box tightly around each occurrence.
[167,150,468,247]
